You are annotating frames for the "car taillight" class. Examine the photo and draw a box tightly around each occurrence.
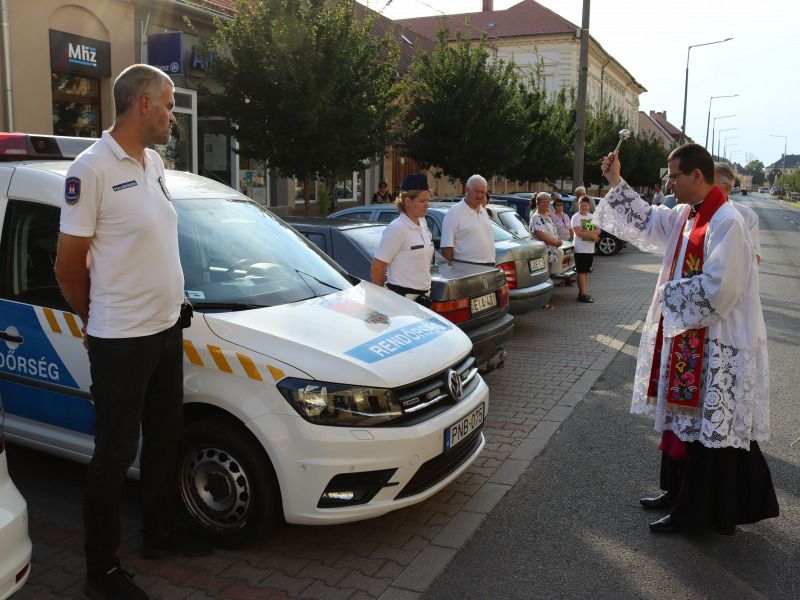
[498,284,509,308]
[0,133,28,156]
[497,261,517,289]
[431,298,471,323]
[562,255,569,266]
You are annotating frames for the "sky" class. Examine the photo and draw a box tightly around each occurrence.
[364,0,798,168]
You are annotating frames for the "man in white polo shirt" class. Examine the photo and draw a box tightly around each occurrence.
[55,64,212,600]
[441,174,495,265]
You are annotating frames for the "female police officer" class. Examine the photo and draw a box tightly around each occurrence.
[370,173,434,303]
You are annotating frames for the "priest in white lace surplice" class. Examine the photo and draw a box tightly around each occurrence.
[595,143,778,536]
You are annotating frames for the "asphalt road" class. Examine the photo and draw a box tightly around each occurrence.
[422,192,800,600]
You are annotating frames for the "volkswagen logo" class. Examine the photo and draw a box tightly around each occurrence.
[447,369,463,402]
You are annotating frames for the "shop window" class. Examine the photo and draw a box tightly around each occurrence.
[51,71,101,138]
[239,157,268,205]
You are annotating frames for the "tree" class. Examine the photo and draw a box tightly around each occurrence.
[504,70,574,187]
[747,159,766,186]
[193,0,401,214]
[622,131,671,192]
[580,105,627,191]
[399,24,526,186]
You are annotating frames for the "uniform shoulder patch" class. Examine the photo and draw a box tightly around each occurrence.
[65,177,81,205]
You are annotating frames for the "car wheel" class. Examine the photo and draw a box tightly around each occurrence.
[178,417,282,547]
[596,235,618,256]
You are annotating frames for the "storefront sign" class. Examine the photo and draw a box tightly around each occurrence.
[49,30,111,77]
[148,32,184,75]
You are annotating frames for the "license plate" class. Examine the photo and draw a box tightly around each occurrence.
[470,292,497,314]
[445,402,485,451]
[529,257,546,272]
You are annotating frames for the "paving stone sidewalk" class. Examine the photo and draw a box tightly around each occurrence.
[10,247,662,600]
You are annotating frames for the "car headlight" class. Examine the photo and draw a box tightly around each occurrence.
[277,378,403,426]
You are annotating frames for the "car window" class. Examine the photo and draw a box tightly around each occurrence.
[339,225,385,258]
[498,211,530,239]
[0,200,69,311]
[174,198,352,305]
[302,232,327,253]
[376,211,398,223]
[491,221,515,242]
[425,216,441,245]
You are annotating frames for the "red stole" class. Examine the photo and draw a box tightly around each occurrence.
[646,186,727,416]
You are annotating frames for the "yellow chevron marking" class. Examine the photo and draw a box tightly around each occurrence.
[183,340,204,366]
[63,313,83,338]
[208,345,233,373]
[43,308,62,334]
[237,353,263,381]
[267,365,284,382]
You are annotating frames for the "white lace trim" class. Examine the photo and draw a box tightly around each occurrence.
[631,323,770,450]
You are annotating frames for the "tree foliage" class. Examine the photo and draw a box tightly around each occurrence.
[746,159,766,186]
[193,0,401,214]
[399,24,526,185]
[505,70,573,186]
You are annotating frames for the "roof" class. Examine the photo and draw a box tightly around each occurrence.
[766,154,800,170]
[647,111,682,142]
[283,216,385,230]
[398,0,578,40]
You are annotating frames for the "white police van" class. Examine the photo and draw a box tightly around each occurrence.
[0,133,488,546]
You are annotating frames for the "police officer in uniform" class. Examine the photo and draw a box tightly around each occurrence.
[370,173,434,303]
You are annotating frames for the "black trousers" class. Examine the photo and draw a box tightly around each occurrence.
[659,441,779,535]
[84,320,184,575]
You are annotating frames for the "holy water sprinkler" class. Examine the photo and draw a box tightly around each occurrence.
[613,129,631,153]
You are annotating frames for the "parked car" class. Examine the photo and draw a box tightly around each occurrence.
[0,133,489,547]
[0,398,32,599]
[484,204,576,281]
[329,203,554,315]
[770,187,779,195]
[758,187,768,194]
[285,218,514,373]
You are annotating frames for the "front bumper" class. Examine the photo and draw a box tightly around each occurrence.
[251,377,489,525]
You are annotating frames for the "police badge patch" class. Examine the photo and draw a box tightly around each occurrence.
[65,177,81,205]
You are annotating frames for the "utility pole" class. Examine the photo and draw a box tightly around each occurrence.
[572,0,590,190]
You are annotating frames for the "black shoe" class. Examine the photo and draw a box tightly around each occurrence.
[577,294,594,303]
[141,528,215,560]
[649,515,682,533]
[85,566,148,600]
[640,492,671,509]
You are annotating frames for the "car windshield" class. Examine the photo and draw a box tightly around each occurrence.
[174,198,352,307]
[496,211,530,238]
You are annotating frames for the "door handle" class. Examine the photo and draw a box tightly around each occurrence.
[0,331,23,343]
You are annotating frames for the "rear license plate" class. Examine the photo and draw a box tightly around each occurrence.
[529,257,546,272]
[444,402,485,451]
[470,292,497,314]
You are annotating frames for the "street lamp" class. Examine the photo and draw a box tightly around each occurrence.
[770,134,788,196]
[706,95,738,149]
[717,127,737,158]
[681,37,733,144]
[724,138,740,161]
[712,115,736,158]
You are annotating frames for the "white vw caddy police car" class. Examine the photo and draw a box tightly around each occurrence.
[0,134,488,546]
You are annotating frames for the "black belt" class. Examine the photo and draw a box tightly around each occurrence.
[387,283,429,296]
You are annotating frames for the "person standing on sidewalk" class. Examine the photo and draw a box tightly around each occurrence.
[652,183,664,206]
[715,162,761,264]
[529,192,560,310]
[571,197,600,302]
[552,197,574,287]
[595,143,778,535]
[55,64,213,600]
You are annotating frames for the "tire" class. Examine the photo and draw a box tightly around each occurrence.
[596,235,618,256]
[178,417,282,547]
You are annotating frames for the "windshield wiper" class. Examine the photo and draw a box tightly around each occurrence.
[192,302,265,311]
[294,269,343,292]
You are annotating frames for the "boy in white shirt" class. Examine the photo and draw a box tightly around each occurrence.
[571,197,601,302]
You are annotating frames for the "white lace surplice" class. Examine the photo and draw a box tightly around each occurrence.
[593,181,769,449]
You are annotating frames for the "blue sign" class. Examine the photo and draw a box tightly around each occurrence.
[344,318,452,363]
[148,32,183,75]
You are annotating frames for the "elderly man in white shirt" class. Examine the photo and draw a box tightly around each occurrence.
[441,174,495,265]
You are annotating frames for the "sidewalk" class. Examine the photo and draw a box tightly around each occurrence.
[10,248,663,600]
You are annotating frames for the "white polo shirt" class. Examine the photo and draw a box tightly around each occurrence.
[440,200,495,264]
[375,212,434,291]
[60,132,184,338]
